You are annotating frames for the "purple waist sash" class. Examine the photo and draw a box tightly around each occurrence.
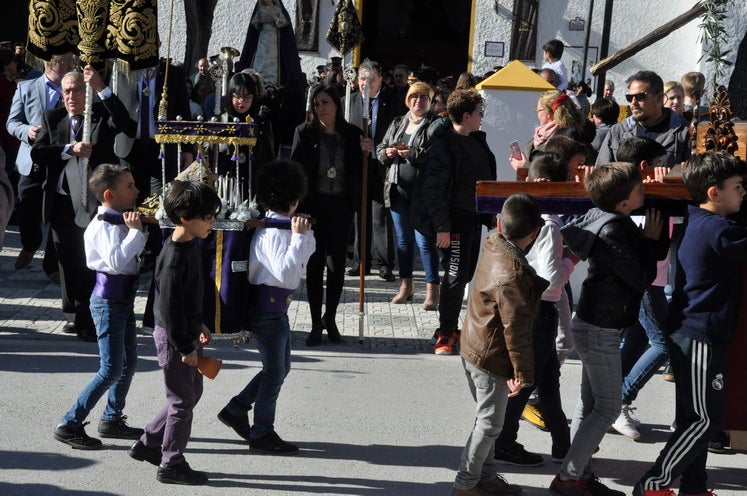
[252,284,294,313]
[93,272,138,300]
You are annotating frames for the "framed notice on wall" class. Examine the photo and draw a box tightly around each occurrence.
[484,42,505,58]
[562,45,598,90]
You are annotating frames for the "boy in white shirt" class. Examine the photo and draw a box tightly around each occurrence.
[218,160,316,455]
[542,40,568,91]
[495,153,577,466]
[54,164,146,449]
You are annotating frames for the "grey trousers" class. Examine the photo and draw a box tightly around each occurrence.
[141,326,204,467]
[455,359,510,490]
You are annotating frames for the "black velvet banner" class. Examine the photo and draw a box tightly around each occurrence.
[295,0,319,52]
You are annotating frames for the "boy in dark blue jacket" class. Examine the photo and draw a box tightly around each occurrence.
[635,152,747,496]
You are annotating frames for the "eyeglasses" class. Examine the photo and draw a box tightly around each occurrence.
[409,94,430,101]
[231,94,253,102]
[625,92,651,103]
[51,57,73,66]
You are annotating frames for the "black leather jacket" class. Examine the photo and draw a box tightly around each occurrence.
[561,208,666,328]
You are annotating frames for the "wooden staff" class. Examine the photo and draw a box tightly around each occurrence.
[358,77,371,345]
[98,213,312,230]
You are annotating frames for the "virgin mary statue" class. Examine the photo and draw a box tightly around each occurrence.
[237,0,305,88]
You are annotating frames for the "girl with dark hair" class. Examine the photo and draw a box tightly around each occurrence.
[218,72,275,200]
[290,84,364,346]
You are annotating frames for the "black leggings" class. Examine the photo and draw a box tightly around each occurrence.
[306,195,354,325]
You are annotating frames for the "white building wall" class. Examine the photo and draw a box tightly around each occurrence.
[470,0,746,102]
[159,0,356,78]
[159,0,746,96]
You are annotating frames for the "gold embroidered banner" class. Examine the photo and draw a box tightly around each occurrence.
[107,0,159,70]
[27,0,79,61]
[27,0,158,70]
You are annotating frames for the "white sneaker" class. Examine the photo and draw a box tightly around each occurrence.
[625,404,641,427]
[612,405,641,441]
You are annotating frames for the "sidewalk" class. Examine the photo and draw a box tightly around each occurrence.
[1,226,745,496]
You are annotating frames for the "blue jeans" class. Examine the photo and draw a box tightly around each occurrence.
[455,358,510,490]
[62,294,138,425]
[389,186,439,283]
[227,312,291,438]
[561,316,622,480]
[620,286,669,405]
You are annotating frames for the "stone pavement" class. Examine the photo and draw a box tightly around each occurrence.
[1,226,745,496]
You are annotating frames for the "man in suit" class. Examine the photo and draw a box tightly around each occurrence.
[191,57,214,107]
[115,58,193,202]
[346,59,407,281]
[6,53,73,275]
[114,58,193,270]
[31,67,129,341]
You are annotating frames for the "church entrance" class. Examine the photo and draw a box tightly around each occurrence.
[359,0,472,78]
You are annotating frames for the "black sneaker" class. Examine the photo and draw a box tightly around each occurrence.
[551,445,569,463]
[585,476,625,496]
[53,422,103,450]
[494,441,543,466]
[129,440,162,466]
[707,430,729,453]
[249,431,299,455]
[217,407,251,441]
[98,416,144,439]
[549,475,592,496]
[157,460,208,485]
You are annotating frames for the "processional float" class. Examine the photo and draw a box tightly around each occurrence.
[26,0,261,340]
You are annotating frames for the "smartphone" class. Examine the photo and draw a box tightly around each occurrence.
[509,140,523,160]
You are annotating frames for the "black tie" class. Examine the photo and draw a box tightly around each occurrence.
[71,115,83,141]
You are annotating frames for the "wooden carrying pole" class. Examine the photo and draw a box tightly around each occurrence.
[590,2,706,75]
[358,119,369,345]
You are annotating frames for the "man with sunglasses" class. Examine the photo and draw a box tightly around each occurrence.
[595,70,689,167]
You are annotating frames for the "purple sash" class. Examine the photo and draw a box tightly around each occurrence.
[253,284,294,313]
[93,272,138,300]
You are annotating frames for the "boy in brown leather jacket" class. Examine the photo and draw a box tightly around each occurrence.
[452,193,548,496]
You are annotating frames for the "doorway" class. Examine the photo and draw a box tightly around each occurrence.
[360,0,472,78]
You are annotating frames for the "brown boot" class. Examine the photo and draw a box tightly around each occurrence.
[391,278,414,304]
[422,283,439,311]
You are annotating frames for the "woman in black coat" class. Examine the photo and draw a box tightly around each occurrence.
[291,84,362,346]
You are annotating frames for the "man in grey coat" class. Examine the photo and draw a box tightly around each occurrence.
[595,70,689,167]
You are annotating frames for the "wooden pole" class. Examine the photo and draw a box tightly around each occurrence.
[590,2,706,75]
[358,118,369,345]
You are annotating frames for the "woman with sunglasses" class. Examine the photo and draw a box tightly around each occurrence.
[376,82,440,309]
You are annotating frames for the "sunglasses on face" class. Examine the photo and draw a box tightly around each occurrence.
[625,92,651,103]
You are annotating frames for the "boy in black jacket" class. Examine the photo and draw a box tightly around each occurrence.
[551,162,664,496]
[634,152,747,496]
[129,181,221,486]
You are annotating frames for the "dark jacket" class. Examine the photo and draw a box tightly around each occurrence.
[460,233,548,385]
[667,205,747,346]
[410,117,497,238]
[31,94,129,224]
[375,112,434,208]
[595,109,689,166]
[290,121,363,214]
[561,208,663,328]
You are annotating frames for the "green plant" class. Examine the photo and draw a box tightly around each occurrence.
[698,0,734,91]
